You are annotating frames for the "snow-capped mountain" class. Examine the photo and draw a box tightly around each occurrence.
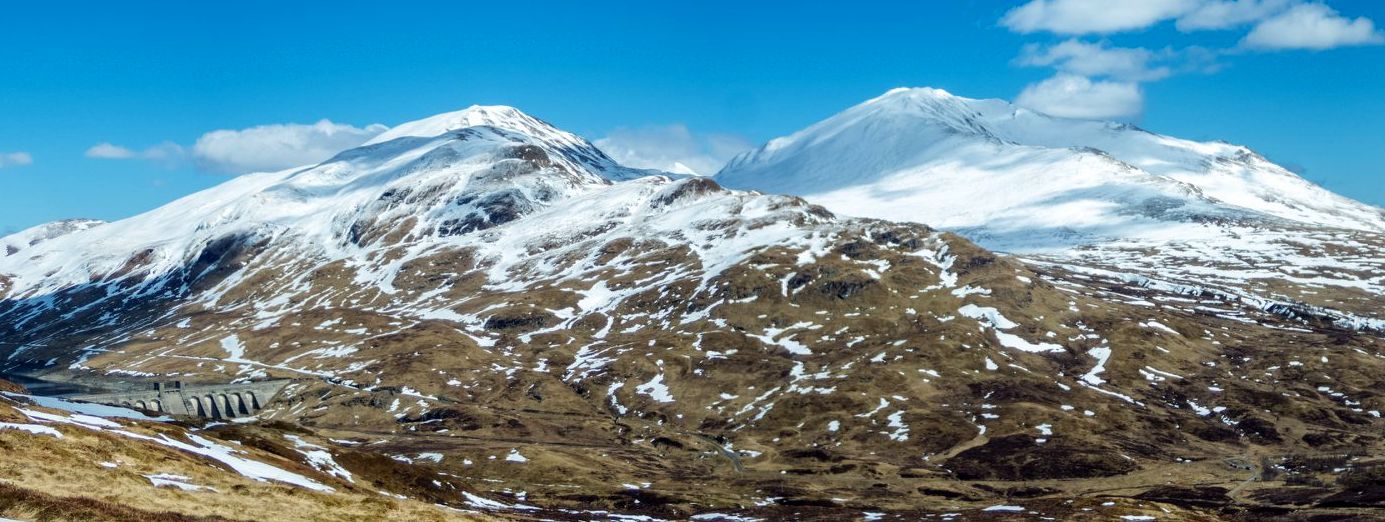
[0,104,859,370]
[1,218,105,257]
[718,87,1385,317]
[0,106,661,301]
[3,101,1384,519]
[719,87,1385,247]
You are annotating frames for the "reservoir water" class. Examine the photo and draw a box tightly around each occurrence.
[0,372,106,396]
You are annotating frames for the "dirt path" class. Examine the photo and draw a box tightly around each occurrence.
[1225,456,1262,498]
[938,429,989,461]
[686,432,743,473]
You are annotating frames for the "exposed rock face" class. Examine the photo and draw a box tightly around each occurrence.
[0,103,1382,520]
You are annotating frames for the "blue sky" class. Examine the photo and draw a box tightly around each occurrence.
[2,1,1382,233]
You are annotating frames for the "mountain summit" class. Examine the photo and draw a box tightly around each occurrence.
[0,105,661,301]
[2,100,1384,520]
[718,88,1385,320]
[719,87,1385,248]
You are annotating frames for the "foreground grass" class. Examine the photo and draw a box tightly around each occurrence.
[0,396,491,522]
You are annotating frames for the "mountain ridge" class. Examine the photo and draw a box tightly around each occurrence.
[716,87,1385,321]
[718,87,1385,242]
[1,96,1384,520]
[0,106,661,302]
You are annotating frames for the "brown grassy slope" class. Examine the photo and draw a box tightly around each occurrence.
[0,378,27,394]
[0,482,237,522]
[0,397,491,522]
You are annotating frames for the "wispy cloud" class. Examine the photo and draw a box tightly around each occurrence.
[1015,74,1144,120]
[1000,0,1307,34]
[0,151,33,168]
[1176,0,1296,30]
[1017,40,1175,82]
[1242,3,1384,50]
[1002,1,1380,119]
[191,120,387,173]
[595,124,751,176]
[1001,0,1201,35]
[1002,0,1380,45]
[84,143,137,159]
[85,142,184,162]
[87,120,387,174]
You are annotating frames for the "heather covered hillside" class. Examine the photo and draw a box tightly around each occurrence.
[3,101,1384,520]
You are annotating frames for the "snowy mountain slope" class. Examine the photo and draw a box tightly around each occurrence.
[716,87,1385,314]
[718,87,1385,245]
[1,218,105,257]
[0,104,851,369]
[2,102,1385,519]
[0,107,660,303]
[363,104,653,182]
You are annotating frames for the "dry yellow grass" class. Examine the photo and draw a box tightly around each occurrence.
[0,399,495,522]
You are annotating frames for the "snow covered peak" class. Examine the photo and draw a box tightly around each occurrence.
[367,105,568,145]
[718,88,1385,251]
[871,86,959,102]
[0,104,670,297]
[2,219,106,257]
[360,104,646,182]
[718,87,1006,197]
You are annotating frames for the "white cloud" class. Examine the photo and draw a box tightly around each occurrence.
[1015,74,1144,120]
[85,142,186,168]
[1003,1,1380,124]
[1002,0,1382,39]
[0,151,33,168]
[85,143,137,159]
[140,142,185,161]
[1002,0,1201,34]
[1018,40,1173,81]
[87,120,386,174]
[192,120,387,173]
[595,124,751,176]
[1242,3,1384,50]
[1176,0,1294,30]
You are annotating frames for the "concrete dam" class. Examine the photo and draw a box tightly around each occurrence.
[69,380,291,419]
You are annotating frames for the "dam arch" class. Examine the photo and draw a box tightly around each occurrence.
[69,380,290,420]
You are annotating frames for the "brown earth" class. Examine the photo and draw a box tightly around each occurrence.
[1,179,1383,520]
